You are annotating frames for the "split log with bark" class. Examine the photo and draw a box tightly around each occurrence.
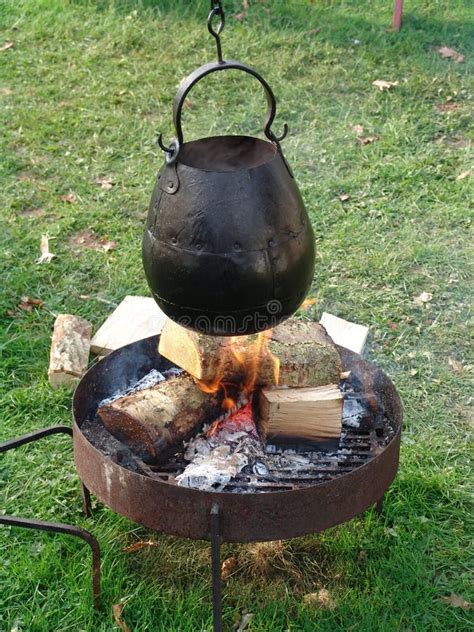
[48,314,92,389]
[97,374,221,464]
[158,317,342,388]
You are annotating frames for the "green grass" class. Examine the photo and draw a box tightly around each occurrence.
[0,0,473,630]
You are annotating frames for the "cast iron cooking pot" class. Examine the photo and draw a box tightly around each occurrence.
[143,59,315,335]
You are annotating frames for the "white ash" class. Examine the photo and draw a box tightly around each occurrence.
[176,444,249,491]
[98,367,182,406]
[342,397,366,429]
[177,404,271,492]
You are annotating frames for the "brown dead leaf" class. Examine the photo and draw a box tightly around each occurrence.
[234,11,247,20]
[456,169,471,180]
[435,102,460,113]
[112,603,132,632]
[59,193,78,204]
[18,296,44,311]
[0,87,13,95]
[303,588,336,610]
[16,170,36,182]
[122,540,159,553]
[387,320,398,331]
[372,79,399,91]
[36,235,56,264]
[69,229,116,252]
[357,550,368,563]
[448,358,464,373]
[307,28,321,36]
[413,291,433,306]
[94,175,114,190]
[440,593,471,610]
[242,0,250,9]
[1,41,13,52]
[351,124,364,136]
[358,135,379,145]
[338,193,350,202]
[21,207,44,218]
[300,297,317,310]
[436,46,465,63]
[221,556,239,579]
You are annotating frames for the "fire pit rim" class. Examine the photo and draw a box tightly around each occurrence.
[71,335,401,542]
[72,336,401,501]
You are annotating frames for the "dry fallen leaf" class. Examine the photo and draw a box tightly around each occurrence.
[221,557,239,579]
[307,27,321,36]
[436,46,465,63]
[112,603,132,632]
[372,79,399,91]
[338,193,350,202]
[358,135,379,145]
[351,124,364,136]
[440,593,471,610]
[235,612,254,631]
[435,102,460,113]
[0,87,13,95]
[94,175,115,190]
[300,297,317,310]
[59,193,78,204]
[413,291,433,306]
[36,235,56,264]
[234,11,248,20]
[448,358,464,373]
[242,0,250,9]
[21,207,44,218]
[1,41,13,52]
[18,296,44,311]
[303,588,336,610]
[387,320,398,331]
[69,229,116,252]
[456,169,471,180]
[122,540,159,553]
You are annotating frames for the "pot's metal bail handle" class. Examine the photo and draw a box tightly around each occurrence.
[158,59,289,164]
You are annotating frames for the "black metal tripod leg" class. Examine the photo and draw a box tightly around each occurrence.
[0,425,73,453]
[81,483,92,517]
[0,425,100,608]
[210,503,223,632]
[0,515,101,609]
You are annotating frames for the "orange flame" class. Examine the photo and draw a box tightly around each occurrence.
[196,330,280,408]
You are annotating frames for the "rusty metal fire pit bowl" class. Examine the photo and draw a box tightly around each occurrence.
[72,334,402,631]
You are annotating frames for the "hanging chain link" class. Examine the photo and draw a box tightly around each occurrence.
[208,0,225,63]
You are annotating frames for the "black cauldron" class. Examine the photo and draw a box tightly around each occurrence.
[143,59,315,335]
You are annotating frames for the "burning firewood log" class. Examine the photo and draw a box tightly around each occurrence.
[97,374,221,464]
[258,384,343,445]
[158,317,342,389]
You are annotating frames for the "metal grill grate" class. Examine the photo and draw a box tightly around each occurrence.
[144,423,394,493]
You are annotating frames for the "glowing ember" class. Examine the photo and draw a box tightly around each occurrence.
[206,400,256,439]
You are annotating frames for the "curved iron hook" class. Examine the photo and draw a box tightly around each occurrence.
[269,123,289,143]
[207,2,225,63]
[157,134,180,164]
